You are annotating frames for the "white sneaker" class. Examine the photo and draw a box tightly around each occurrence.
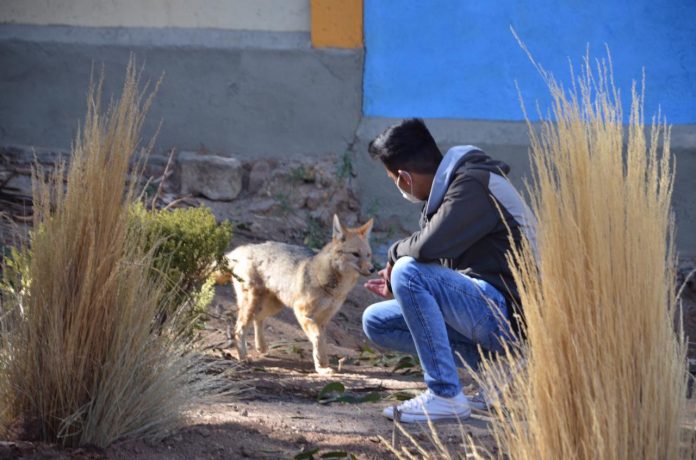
[382,389,471,423]
[469,388,494,411]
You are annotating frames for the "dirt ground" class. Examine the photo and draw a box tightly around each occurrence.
[118,284,495,460]
[2,279,496,460]
[3,231,695,459]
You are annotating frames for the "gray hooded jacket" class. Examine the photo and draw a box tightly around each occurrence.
[387,145,537,334]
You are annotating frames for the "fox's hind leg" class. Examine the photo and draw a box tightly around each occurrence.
[233,284,264,361]
[253,296,283,354]
[227,277,244,348]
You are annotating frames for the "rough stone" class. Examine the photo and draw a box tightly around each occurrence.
[304,189,327,210]
[372,214,407,233]
[247,198,276,214]
[0,145,69,166]
[4,175,32,196]
[141,154,171,179]
[179,151,242,201]
[309,208,333,226]
[248,160,271,194]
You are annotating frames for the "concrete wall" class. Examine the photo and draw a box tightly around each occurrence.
[363,0,696,124]
[0,24,362,157]
[0,1,695,256]
[0,1,363,156]
[0,0,310,31]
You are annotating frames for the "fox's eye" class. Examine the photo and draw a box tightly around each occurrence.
[351,252,360,257]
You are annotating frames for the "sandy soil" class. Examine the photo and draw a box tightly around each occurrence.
[3,279,496,460]
[4,239,694,459]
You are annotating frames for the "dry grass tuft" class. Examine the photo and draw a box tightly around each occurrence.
[0,58,236,447]
[477,43,695,459]
[390,43,695,459]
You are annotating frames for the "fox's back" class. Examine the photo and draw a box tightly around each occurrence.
[227,242,313,293]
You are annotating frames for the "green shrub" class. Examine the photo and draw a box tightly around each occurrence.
[0,245,30,330]
[130,203,232,334]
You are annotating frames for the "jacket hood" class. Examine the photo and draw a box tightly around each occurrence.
[425,145,510,216]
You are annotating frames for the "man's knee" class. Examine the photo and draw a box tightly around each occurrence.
[362,303,384,342]
[391,256,420,296]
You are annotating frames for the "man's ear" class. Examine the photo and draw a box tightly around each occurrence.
[332,214,346,241]
[356,218,374,240]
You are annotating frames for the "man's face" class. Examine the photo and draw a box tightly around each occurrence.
[386,169,410,192]
[386,168,426,203]
[386,169,399,184]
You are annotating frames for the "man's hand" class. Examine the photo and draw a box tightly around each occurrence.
[364,263,393,299]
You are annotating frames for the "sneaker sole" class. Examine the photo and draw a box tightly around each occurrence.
[469,403,491,412]
[385,410,472,424]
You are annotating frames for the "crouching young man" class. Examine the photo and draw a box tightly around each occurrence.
[362,119,536,423]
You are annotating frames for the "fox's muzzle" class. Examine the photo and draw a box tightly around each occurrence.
[359,266,376,276]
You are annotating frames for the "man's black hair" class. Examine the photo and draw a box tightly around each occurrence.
[368,118,442,175]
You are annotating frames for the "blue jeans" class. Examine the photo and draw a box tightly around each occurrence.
[362,257,512,398]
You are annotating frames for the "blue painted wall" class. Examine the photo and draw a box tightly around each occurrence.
[363,0,696,124]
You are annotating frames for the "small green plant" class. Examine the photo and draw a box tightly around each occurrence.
[290,165,315,184]
[390,355,421,375]
[336,150,354,180]
[386,391,417,402]
[274,192,292,215]
[294,448,358,460]
[0,245,30,320]
[142,182,157,201]
[356,346,422,376]
[269,338,307,358]
[317,381,381,405]
[366,197,381,216]
[304,217,327,250]
[373,224,397,248]
[235,221,251,231]
[130,202,232,334]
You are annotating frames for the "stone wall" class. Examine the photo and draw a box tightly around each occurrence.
[0,145,379,254]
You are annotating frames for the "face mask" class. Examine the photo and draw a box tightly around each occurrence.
[396,171,425,203]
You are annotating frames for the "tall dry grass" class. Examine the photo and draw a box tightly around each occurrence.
[482,46,694,459]
[0,59,234,447]
[387,46,695,459]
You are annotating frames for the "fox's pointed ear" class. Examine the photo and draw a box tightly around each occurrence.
[332,214,346,241]
[356,218,374,240]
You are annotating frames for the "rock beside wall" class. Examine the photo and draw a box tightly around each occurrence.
[0,146,71,222]
[179,152,243,201]
[198,153,365,249]
[0,145,379,253]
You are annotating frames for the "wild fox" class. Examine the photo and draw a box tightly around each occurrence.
[221,215,374,375]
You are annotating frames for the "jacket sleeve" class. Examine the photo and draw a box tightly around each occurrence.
[388,173,499,265]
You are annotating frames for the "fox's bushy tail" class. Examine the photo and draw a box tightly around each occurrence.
[210,253,239,285]
[211,270,232,285]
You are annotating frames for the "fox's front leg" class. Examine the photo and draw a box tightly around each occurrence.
[298,315,333,375]
[253,319,268,354]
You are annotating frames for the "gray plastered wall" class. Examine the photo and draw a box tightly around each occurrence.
[0,25,362,158]
[1,24,695,257]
